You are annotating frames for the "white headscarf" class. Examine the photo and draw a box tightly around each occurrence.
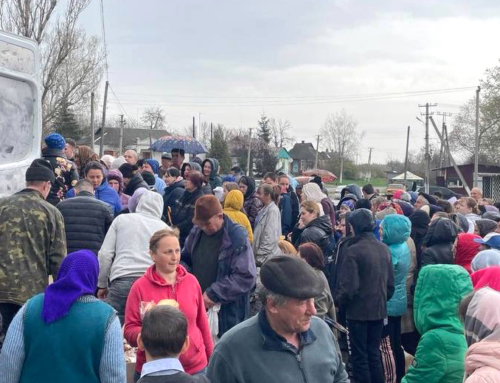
[302,183,326,216]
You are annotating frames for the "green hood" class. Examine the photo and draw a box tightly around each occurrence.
[414,264,473,335]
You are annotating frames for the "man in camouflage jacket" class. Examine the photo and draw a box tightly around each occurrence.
[0,159,67,349]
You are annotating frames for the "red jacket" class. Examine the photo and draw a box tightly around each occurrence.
[471,266,500,292]
[455,233,481,274]
[124,264,213,374]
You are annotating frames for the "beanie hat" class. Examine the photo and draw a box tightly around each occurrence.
[145,159,160,175]
[100,155,115,170]
[392,189,405,200]
[118,163,137,179]
[26,159,55,183]
[142,172,156,187]
[193,195,223,225]
[341,200,355,211]
[260,256,324,299]
[44,133,66,150]
[400,192,411,202]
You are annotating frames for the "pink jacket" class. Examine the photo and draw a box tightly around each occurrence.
[465,342,500,383]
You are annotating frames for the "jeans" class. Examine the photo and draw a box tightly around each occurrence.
[387,316,405,383]
[0,303,22,351]
[348,319,385,383]
[106,277,139,325]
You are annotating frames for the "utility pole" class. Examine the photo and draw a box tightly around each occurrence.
[403,126,410,184]
[367,147,374,181]
[246,128,252,176]
[119,114,124,154]
[210,122,213,150]
[418,102,437,193]
[436,112,452,176]
[90,92,95,151]
[99,81,109,157]
[192,117,195,138]
[474,86,481,187]
[314,135,320,169]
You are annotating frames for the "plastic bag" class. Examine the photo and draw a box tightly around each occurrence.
[207,303,221,344]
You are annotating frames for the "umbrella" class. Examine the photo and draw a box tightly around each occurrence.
[150,135,208,155]
[294,176,313,185]
[302,169,337,182]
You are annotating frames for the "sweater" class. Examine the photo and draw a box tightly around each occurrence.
[98,191,167,287]
[124,265,213,375]
[0,295,125,383]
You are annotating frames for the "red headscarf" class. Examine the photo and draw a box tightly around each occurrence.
[377,201,404,215]
[471,266,500,292]
[455,233,481,274]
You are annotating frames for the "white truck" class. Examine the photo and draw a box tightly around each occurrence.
[0,31,42,196]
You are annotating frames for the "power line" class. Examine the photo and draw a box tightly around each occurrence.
[108,84,132,122]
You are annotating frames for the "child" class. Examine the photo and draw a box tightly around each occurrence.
[137,306,210,383]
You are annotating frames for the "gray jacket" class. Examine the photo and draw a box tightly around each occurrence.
[207,311,349,383]
[252,202,282,266]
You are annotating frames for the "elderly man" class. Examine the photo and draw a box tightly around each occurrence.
[158,152,172,178]
[123,150,138,165]
[470,187,483,202]
[414,192,436,210]
[182,195,256,337]
[207,256,348,383]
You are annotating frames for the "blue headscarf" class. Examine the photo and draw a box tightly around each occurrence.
[145,159,160,175]
[471,249,500,272]
[42,250,98,324]
[44,133,66,150]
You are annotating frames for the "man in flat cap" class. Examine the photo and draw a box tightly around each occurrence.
[207,256,349,383]
[0,159,67,349]
[158,152,172,178]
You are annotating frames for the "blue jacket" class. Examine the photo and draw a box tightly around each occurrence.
[181,216,257,336]
[154,175,166,196]
[381,214,411,317]
[66,180,122,216]
[279,193,293,235]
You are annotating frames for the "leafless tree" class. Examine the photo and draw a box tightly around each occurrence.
[141,106,167,130]
[269,118,295,148]
[1,0,105,135]
[320,109,364,182]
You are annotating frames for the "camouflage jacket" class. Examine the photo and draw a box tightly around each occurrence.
[0,189,67,305]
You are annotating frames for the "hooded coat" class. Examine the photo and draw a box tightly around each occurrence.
[181,162,202,179]
[292,215,333,256]
[402,264,473,383]
[337,209,395,321]
[340,184,363,200]
[471,266,500,292]
[475,219,497,238]
[381,214,411,317]
[123,173,149,197]
[223,190,253,242]
[409,210,430,270]
[455,233,481,274]
[172,186,204,247]
[420,218,459,269]
[162,179,185,222]
[239,176,263,229]
[202,158,223,190]
[124,264,213,375]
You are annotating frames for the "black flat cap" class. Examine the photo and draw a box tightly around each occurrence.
[419,192,437,205]
[261,256,324,299]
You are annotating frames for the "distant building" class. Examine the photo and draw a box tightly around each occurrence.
[275,147,292,174]
[288,141,332,175]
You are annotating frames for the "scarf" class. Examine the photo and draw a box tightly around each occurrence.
[464,287,500,346]
[42,250,98,324]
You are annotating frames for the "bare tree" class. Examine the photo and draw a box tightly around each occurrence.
[1,0,105,135]
[269,118,295,148]
[320,109,363,182]
[141,106,167,130]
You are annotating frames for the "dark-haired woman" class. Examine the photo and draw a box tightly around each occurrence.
[119,163,149,197]
[162,167,185,223]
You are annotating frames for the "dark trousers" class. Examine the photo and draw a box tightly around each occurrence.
[387,316,405,383]
[0,303,22,351]
[106,277,139,325]
[348,319,385,383]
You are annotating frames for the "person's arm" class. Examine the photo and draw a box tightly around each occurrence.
[419,248,435,270]
[206,239,257,304]
[195,281,214,359]
[123,283,143,348]
[401,333,446,383]
[98,219,119,289]
[247,198,262,228]
[99,315,126,383]
[206,350,238,383]
[49,210,67,278]
[387,253,395,301]
[180,230,195,269]
[0,305,26,383]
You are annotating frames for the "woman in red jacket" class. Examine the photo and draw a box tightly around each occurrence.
[124,228,213,381]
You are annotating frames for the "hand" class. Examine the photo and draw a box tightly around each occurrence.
[203,291,216,310]
[97,288,108,300]
[286,232,293,241]
[298,219,305,229]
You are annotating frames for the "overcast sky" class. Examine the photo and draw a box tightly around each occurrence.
[78,0,500,163]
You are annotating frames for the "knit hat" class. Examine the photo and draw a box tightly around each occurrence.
[119,163,137,179]
[44,133,66,150]
[142,171,156,187]
[111,156,127,170]
[145,159,160,175]
[392,189,405,200]
[106,169,124,194]
[341,200,355,211]
[400,192,412,203]
[100,154,115,170]
[193,195,223,225]
[260,256,324,299]
[25,159,55,183]
[161,152,172,160]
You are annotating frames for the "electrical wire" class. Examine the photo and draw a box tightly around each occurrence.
[99,0,109,81]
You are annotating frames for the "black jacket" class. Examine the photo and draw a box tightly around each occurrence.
[336,209,395,321]
[172,187,204,246]
[42,147,79,206]
[292,214,333,256]
[162,180,185,220]
[287,187,300,228]
[123,173,149,196]
[420,217,459,269]
[56,191,114,255]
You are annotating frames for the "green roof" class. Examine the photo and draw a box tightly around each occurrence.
[277,148,291,159]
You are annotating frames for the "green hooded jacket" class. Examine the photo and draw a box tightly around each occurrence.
[402,264,473,383]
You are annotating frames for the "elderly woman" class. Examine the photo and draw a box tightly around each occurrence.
[0,250,125,382]
[107,169,131,210]
[124,228,213,380]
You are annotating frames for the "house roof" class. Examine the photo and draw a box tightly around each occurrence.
[276,147,292,159]
[288,141,317,160]
[79,127,169,149]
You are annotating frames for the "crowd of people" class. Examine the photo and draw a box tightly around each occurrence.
[1,132,500,383]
